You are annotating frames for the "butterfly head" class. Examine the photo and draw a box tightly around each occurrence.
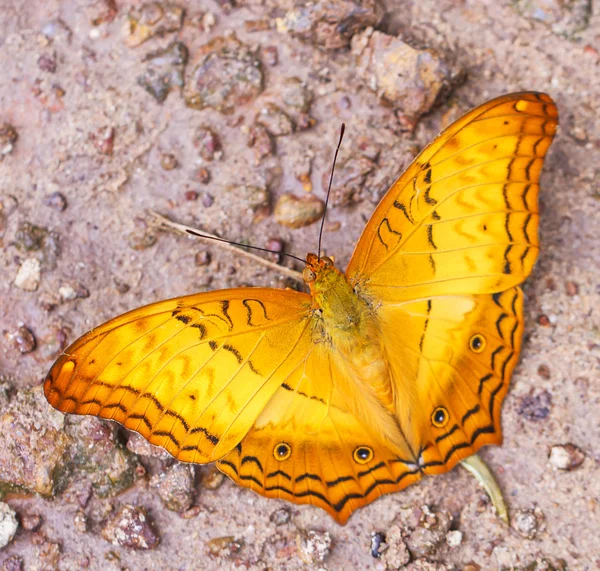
[302,253,337,285]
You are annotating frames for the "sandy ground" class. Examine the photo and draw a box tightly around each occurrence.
[0,0,599,569]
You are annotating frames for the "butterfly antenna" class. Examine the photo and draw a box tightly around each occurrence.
[317,123,346,260]
[182,228,306,264]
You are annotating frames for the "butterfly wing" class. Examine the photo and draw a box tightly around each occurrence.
[346,92,558,301]
[44,288,316,462]
[345,92,557,473]
[217,342,421,524]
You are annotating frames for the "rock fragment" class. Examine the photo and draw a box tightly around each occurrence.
[125,2,184,47]
[206,536,244,558]
[295,529,331,565]
[149,463,195,512]
[512,507,545,539]
[548,443,585,470]
[514,0,592,38]
[517,389,553,421]
[0,503,18,549]
[193,126,222,161]
[6,324,36,354]
[274,193,325,228]
[0,124,18,160]
[380,526,410,568]
[184,35,263,114]
[138,42,188,103]
[352,29,454,122]
[278,0,383,49]
[102,504,159,549]
[256,103,295,136]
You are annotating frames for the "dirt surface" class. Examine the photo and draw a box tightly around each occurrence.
[1,1,599,570]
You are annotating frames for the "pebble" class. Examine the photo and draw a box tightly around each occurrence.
[295,529,332,565]
[537,364,551,379]
[269,507,291,526]
[43,191,67,211]
[7,324,37,354]
[513,0,592,37]
[370,531,387,558]
[124,2,184,47]
[565,280,579,296]
[380,525,409,568]
[1,555,23,571]
[184,34,264,114]
[160,152,179,170]
[548,443,586,470]
[19,513,42,532]
[247,122,275,163]
[37,53,57,73]
[195,250,211,266]
[274,193,325,228]
[263,45,278,66]
[278,0,382,49]
[206,535,244,557]
[197,465,223,490]
[512,507,545,539]
[195,167,211,184]
[138,42,188,103]
[126,432,171,460]
[445,530,462,548]
[0,503,18,549]
[0,124,18,160]
[256,103,295,136]
[193,126,222,161]
[184,190,199,201]
[517,389,553,421]
[101,504,159,549]
[149,463,195,512]
[282,77,314,112]
[92,126,115,156]
[14,258,42,291]
[352,29,455,122]
[58,281,89,301]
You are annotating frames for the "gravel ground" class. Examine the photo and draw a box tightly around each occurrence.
[0,1,599,570]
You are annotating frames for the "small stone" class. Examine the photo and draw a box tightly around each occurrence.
[370,531,386,558]
[565,281,579,296]
[549,443,585,470]
[150,463,195,512]
[73,509,88,533]
[0,124,18,160]
[446,530,462,548]
[6,325,36,354]
[0,503,18,549]
[1,555,23,571]
[195,251,211,266]
[92,126,115,156]
[127,432,171,460]
[184,34,263,114]
[193,126,222,161]
[101,505,159,549]
[43,191,67,211]
[265,237,284,254]
[295,113,317,131]
[201,192,214,208]
[537,364,551,379]
[128,230,157,250]
[200,465,225,490]
[512,507,544,540]
[513,0,592,37]
[352,29,456,122]
[263,45,278,66]
[37,53,57,72]
[14,222,47,252]
[138,42,188,103]
[517,389,552,421]
[282,77,314,112]
[160,153,179,170]
[195,167,211,184]
[244,19,271,32]
[380,525,410,568]
[269,507,291,526]
[295,529,331,565]
[124,2,184,47]
[247,122,275,163]
[206,536,244,558]
[256,103,295,136]
[185,190,199,201]
[14,258,42,291]
[274,193,325,229]
[278,0,383,49]
[538,314,551,326]
[58,281,89,302]
[338,95,352,109]
[20,513,42,531]
[227,184,269,214]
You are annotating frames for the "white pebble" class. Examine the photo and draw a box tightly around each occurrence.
[446,529,463,547]
[14,257,41,291]
[0,502,18,548]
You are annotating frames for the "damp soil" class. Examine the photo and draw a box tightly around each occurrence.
[0,1,599,570]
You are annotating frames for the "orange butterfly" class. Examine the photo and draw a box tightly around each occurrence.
[45,92,558,524]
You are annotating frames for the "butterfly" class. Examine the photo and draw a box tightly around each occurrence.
[45,92,558,524]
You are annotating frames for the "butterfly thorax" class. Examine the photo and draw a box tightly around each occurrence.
[304,253,396,414]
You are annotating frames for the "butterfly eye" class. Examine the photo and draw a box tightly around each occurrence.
[469,334,486,353]
[321,256,334,268]
[302,268,316,283]
[273,442,291,461]
[352,446,374,464]
[431,407,449,428]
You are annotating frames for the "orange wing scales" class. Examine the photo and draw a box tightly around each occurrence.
[347,92,558,301]
[45,289,314,463]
